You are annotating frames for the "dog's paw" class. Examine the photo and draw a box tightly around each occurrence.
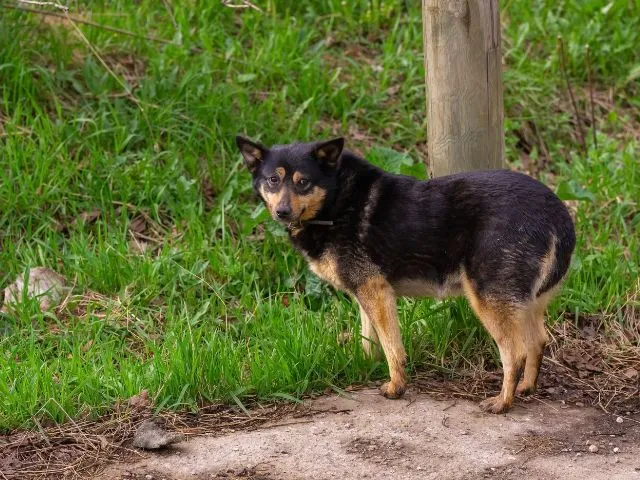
[479,395,511,414]
[516,382,536,396]
[380,380,406,399]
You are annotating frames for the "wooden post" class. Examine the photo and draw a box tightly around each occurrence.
[422,0,505,177]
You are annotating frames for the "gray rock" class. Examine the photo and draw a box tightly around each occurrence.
[133,419,185,450]
[2,267,67,312]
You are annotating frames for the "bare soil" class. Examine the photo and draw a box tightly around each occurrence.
[99,388,640,480]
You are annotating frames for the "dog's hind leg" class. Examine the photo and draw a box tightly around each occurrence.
[462,276,527,414]
[516,292,552,395]
[358,302,382,360]
[356,276,407,399]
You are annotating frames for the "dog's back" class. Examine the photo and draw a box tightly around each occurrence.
[360,168,575,304]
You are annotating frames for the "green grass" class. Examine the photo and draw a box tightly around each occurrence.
[0,0,638,431]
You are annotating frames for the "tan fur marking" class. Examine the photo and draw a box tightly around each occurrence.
[297,186,327,221]
[292,171,303,183]
[357,276,407,398]
[275,167,285,179]
[358,301,382,359]
[307,251,344,290]
[259,184,286,218]
[461,273,526,413]
[244,145,262,160]
[533,235,557,297]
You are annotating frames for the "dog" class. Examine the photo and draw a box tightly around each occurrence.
[235,135,575,413]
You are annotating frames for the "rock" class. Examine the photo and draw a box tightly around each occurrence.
[613,447,620,454]
[1,267,67,312]
[616,416,624,424]
[588,444,598,453]
[133,419,185,450]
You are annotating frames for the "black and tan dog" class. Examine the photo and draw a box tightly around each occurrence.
[236,135,575,414]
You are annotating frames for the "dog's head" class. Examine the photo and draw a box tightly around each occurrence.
[235,136,344,226]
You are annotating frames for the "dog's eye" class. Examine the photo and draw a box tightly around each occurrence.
[268,175,280,185]
[298,178,310,187]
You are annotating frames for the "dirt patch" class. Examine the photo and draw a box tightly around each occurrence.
[97,388,640,480]
[345,436,412,464]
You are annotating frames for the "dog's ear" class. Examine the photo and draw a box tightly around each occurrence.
[313,138,344,169]
[236,135,268,173]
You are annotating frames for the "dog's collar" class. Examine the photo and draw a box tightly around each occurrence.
[286,219,334,231]
[304,220,334,226]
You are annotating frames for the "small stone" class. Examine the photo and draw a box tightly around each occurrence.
[576,402,584,407]
[613,447,620,453]
[588,444,599,453]
[145,475,154,480]
[2,267,67,312]
[616,416,624,423]
[460,430,469,435]
[133,419,185,450]
[576,453,582,457]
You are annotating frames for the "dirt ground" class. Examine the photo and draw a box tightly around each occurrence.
[99,388,640,480]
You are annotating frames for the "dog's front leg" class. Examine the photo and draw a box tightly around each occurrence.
[356,276,407,398]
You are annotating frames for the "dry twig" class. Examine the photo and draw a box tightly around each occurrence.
[1,3,202,52]
[585,44,598,150]
[17,0,67,10]
[557,36,587,153]
[221,0,263,13]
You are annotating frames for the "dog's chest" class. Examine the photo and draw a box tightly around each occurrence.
[304,251,345,290]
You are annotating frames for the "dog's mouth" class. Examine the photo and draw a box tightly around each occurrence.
[273,208,306,227]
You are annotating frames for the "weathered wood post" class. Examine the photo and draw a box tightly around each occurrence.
[422,0,505,176]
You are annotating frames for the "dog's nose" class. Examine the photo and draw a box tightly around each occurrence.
[276,206,291,219]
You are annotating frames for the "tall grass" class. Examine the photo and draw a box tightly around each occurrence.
[0,0,638,430]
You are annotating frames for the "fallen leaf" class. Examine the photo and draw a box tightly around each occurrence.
[129,215,147,235]
[77,209,101,223]
[128,390,151,410]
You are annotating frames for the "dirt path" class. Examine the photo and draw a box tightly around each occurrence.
[100,388,640,480]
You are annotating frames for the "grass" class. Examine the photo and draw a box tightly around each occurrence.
[0,0,638,431]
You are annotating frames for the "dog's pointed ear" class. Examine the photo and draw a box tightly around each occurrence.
[313,137,344,169]
[236,135,268,173]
